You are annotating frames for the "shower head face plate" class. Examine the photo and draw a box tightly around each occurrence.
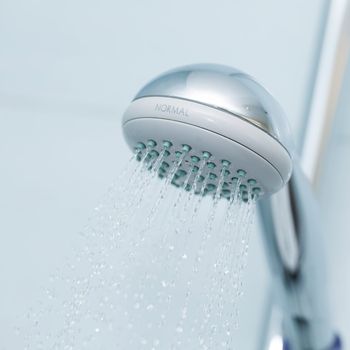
[122,64,293,198]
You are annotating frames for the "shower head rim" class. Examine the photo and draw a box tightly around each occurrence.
[123,95,293,193]
[132,94,291,159]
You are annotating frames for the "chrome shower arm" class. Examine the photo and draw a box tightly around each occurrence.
[259,160,334,349]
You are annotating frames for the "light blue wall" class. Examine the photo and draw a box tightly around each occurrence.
[0,1,328,348]
[0,0,326,137]
[318,56,350,348]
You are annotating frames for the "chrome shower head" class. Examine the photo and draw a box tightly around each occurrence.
[122,64,293,199]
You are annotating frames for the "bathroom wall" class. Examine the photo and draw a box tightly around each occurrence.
[0,0,330,348]
[318,55,350,348]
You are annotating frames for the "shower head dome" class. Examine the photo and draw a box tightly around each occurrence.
[122,64,293,198]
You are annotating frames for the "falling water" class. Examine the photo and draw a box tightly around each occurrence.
[17,149,258,350]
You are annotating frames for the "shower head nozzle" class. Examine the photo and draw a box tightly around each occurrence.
[122,64,293,198]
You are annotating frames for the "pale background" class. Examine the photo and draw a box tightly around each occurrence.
[1,0,349,348]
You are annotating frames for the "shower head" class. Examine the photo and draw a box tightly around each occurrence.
[122,64,293,199]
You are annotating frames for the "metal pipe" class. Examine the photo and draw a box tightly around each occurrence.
[259,160,334,349]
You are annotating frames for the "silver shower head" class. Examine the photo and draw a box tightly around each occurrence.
[122,64,293,198]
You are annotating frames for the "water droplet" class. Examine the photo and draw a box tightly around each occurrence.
[176,326,183,333]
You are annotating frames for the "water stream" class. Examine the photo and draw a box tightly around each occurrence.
[18,150,258,350]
